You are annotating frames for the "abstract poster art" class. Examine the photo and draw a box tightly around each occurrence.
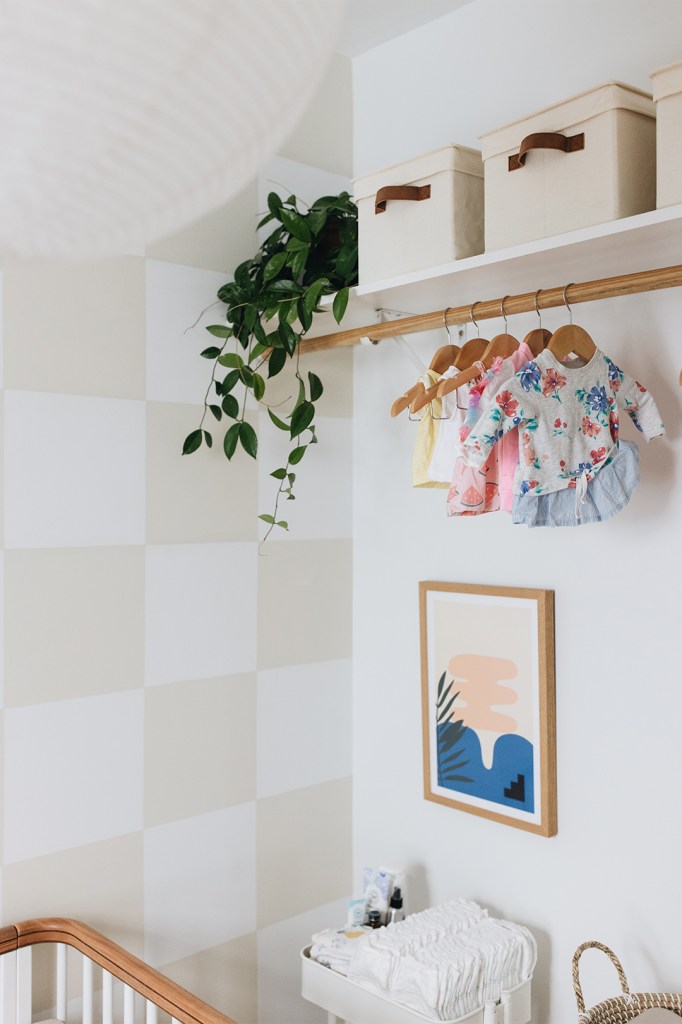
[420,581,557,836]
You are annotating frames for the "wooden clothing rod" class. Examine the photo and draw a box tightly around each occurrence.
[301,263,682,353]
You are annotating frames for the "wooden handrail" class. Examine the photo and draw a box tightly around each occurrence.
[6,918,239,1024]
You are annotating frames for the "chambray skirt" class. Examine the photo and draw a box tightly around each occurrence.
[512,440,640,528]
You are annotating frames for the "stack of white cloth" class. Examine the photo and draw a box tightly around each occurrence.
[309,926,370,976]
[346,899,536,1021]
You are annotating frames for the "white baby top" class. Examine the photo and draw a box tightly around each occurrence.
[427,365,469,483]
[460,348,664,497]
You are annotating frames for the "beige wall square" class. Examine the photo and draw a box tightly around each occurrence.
[257,540,352,670]
[4,547,144,707]
[145,674,256,827]
[146,179,258,275]
[146,402,257,544]
[3,258,145,399]
[160,933,257,1024]
[3,832,145,957]
[263,347,353,420]
[257,778,352,929]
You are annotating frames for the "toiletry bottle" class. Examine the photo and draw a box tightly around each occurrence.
[367,910,382,929]
[387,887,404,924]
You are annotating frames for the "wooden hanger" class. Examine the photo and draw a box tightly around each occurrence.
[436,302,490,400]
[522,289,552,357]
[547,283,596,362]
[392,311,460,416]
[438,297,520,399]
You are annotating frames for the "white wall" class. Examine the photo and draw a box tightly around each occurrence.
[352,4,682,1022]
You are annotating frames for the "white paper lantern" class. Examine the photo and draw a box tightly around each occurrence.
[0,0,346,259]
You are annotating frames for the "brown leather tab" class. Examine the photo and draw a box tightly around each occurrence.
[508,132,585,171]
[375,184,431,214]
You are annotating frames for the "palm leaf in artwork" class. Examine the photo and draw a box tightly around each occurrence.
[435,674,473,786]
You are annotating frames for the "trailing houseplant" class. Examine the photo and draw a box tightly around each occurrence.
[183,190,358,538]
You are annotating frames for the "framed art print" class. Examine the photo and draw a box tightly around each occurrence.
[420,581,557,836]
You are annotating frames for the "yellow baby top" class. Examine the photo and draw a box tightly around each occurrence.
[412,369,449,488]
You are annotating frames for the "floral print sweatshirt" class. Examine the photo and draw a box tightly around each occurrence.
[460,348,664,497]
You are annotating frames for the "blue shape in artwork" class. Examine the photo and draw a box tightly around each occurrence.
[437,724,535,813]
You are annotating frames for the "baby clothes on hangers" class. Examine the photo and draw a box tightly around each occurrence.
[427,366,470,483]
[447,341,534,516]
[513,439,640,527]
[412,368,449,488]
[460,349,664,502]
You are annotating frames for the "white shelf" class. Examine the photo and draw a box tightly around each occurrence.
[311,204,682,338]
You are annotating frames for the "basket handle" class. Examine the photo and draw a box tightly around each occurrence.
[572,941,631,1015]
[508,131,585,171]
[375,184,432,214]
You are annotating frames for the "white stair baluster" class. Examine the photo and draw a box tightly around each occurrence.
[123,983,135,1024]
[15,947,32,1024]
[0,950,17,1024]
[82,954,93,1024]
[102,969,114,1024]
[145,999,158,1024]
[57,944,67,1023]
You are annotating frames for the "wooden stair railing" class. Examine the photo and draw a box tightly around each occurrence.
[2,917,239,1024]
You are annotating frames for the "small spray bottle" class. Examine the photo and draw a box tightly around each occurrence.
[387,887,404,924]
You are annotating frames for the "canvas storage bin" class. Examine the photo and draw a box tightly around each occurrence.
[353,145,484,285]
[480,81,656,251]
[650,59,682,208]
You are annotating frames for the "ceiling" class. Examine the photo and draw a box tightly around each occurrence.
[335,0,473,58]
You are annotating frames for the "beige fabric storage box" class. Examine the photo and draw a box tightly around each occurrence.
[650,60,682,208]
[353,145,484,285]
[480,81,656,251]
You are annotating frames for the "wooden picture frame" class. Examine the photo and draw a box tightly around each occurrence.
[420,581,557,837]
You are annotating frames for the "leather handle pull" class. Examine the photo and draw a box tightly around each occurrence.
[508,131,585,171]
[375,184,431,214]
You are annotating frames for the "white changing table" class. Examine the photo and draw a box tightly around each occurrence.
[301,947,532,1024]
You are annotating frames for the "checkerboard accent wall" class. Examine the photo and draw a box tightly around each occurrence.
[0,252,353,1024]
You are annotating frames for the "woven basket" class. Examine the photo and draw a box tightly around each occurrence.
[573,941,682,1023]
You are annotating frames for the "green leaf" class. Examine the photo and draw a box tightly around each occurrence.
[263,252,287,282]
[297,298,313,333]
[252,320,267,346]
[306,210,327,236]
[268,408,289,431]
[289,249,308,281]
[239,421,258,459]
[249,342,267,362]
[218,352,244,368]
[222,369,241,393]
[286,237,308,252]
[182,429,203,455]
[289,445,307,465]
[267,279,299,295]
[332,287,350,324]
[268,348,287,377]
[279,208,312,242]
[267,192,283,215]
[224,423,241,460]
[270,468,287,480]
[206,324,232,338]
[336,244,358,280]
[278,321,297,356]
[252,373,265,401]
[293,376,306,412]
[308,372,324,402]
[201,346,222,359]
[257,212,275,229]
[287,473,296,486]
[290,401,315,437]
[203,430,213,448]
[285,300,300,326]
[234,260,252,289]
[303,279,328,316]
[241,366,254,388]
[276,520,289,529]
[259,514,275,524]
[209,404,222,421]
[221,394,240,419]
